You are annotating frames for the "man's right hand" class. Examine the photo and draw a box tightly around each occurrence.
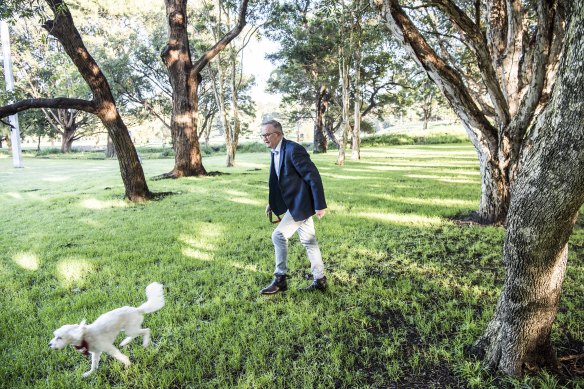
[265,204,272,216]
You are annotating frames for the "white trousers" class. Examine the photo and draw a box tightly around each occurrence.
[272,211,325,279]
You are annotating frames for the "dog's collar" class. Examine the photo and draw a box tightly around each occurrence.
[74,338,90,357]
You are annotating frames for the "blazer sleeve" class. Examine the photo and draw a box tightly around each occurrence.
[289,144,327,211]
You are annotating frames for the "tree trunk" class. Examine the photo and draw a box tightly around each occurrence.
[161,0,248,177]
[373,0,564,225]
[471,2,584,375]
[106,136,116,158]
[228,52,241,167]
[351,20,362,161]
[161,0,207,178]
[60,124,76,153]
[313,85,328,153]
[336,53,350,166]
[42,0,150,201]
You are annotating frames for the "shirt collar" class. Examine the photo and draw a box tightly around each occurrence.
[272,138,283,153]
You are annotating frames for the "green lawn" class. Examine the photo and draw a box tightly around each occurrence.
[0,145,582,388]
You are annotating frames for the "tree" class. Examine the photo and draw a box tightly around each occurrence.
[203,0,257,167]
[265,1,340,153]
[469,0,584,376]
[159,0,249,178]
[372,0,565,224]
[0,0,151,201]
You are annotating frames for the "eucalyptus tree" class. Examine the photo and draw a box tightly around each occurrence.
[471,1,582,377]
[265,1,340,153]
[95,12,173,133]
[201,0,257,167]
[266,0,412,158]
[372,0,566,224]
[160,0,249,178]
[9,21,100,153]
[0,0,151,201]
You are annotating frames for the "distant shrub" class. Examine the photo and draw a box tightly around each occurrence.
[361,133,467,147]
[237,142,266,153]
[34,148,62,156]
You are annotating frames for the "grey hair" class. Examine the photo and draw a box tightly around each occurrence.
[261,119,283,134]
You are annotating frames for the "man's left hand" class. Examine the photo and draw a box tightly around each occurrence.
[315,209,326,220]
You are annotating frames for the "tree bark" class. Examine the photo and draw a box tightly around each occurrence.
[351,14,363,161]
[471,1,584,375]
[373,0,564,224]
[161,0,248,177]
[336,50,350,166]
[313,85,328,153]
[60,124,76,153]
[0,0,151,201]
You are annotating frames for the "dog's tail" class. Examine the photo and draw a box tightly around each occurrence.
[137,282,165,314]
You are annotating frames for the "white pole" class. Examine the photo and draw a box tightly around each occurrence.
[1,20,23,168]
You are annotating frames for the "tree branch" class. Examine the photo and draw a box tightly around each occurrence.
[0,98,96,119]
[378,0,498,151]
[429,0,510,124]
[192,0,249,75]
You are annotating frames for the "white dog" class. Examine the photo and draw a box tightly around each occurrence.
[49,282,164,377]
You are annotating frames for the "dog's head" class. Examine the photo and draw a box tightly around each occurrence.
[49,320,86,350]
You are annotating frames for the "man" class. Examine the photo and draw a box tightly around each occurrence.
[259,119,328,294]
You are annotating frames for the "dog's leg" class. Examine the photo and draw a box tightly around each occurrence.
[82,352,101,378]
[140,328,151,347]
[103,345,131,368]
[122,328,151,347]
[119,336,134,347]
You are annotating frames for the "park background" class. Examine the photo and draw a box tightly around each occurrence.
[1,0,584,388]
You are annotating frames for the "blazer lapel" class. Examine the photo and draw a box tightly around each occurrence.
[277,138,286,179]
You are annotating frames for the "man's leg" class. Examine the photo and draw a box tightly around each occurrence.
[272,211,303,275]
[260,211,302,294]
[297,217,325,279]
[298,217,327,291]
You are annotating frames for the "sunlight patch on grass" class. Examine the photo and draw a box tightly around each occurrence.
[406,174,478,184]
[229,197,262,206]
[179,225,224,262]
[366,165,418,171]
[356,211,444,226]
[371,194,476,208]
[182,248,213,261]
[80,198,128,210]
[320,173,371,180]
[227,260,260,272]
[6,192,23,199]
[56,257,94,288]
[12,252,40,271]
[224,190,262,206]
[42,175,70,183]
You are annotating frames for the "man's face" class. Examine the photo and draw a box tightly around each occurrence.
[260,124,282,149]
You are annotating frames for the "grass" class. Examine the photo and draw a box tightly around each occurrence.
[0,144,583,388]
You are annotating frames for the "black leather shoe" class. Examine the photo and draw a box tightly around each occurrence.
[299,276,327,291]
[260,275,287,295]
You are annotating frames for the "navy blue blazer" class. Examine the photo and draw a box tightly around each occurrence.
[269,138,327,221]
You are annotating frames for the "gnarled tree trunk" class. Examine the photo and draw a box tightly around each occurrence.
[160,0,248,177]
[0,0,151,201]
[471,2,584,375]
[374,0,565,224]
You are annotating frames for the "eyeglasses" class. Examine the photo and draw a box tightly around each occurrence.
[260,132,277,139]
[268,210,282,224]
